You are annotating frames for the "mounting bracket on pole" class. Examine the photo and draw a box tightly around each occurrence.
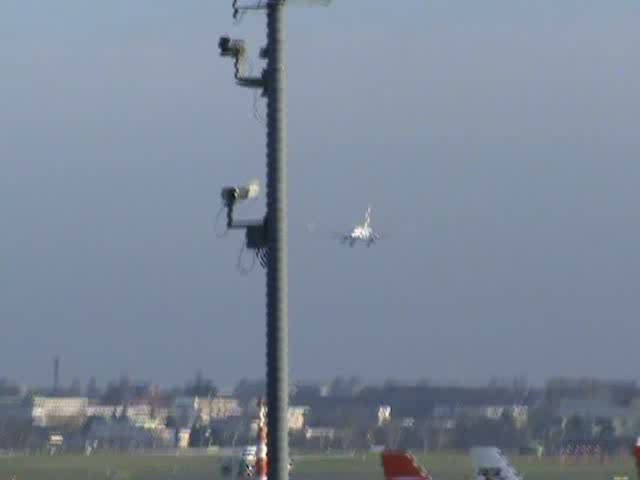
[236,69,267,96]
[220,181,268,268]
[219,36,268,96]
[232,0,274,21]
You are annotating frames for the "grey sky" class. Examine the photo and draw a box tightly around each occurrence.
[1,1,639,387]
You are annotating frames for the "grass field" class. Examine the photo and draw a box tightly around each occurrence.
[0,452,635,480]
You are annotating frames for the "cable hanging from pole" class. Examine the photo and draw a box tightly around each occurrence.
[237,241,257,275]
[214,206,229,238]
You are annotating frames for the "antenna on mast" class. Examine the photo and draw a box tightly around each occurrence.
[233,0,333,20]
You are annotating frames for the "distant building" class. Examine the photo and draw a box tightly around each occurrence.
[288,406,310,431]
[247,406,309,434]
[378,405,392,426]
[556,399,631,419]
[86,403,168,429]
[399,417,415,428]
[174,396,242,427]
[86,419,173,450]
[304,427,335,440]
[177,428,191,448]
[556,399,637,437]
[126,404,166,428]
[174,396,201,427]
[32,396,88,428]
[433,404,529,428]
[209,396,242,419]
[86,405,119,419]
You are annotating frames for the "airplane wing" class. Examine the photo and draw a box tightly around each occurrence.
[306,222,350,242]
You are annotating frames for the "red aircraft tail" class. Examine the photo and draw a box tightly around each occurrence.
[381,451,432,480]
[634,437,640,480]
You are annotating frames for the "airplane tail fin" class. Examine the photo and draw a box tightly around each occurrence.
[381,451,432,480]
[364,205,372,228]
[470,447,522,480]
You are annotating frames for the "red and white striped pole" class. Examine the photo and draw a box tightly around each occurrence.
[255,398,268,480]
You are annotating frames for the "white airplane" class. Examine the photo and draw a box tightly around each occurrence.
[334,205,385,247]
[380,447,523,480]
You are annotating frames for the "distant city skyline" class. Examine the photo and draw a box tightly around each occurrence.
[1,1,639,386]
[0,368,634,392]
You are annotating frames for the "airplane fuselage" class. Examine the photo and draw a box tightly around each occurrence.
[350,225,373,240]
[344,227,375,247]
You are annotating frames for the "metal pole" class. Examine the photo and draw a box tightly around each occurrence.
[265,3,289,480]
